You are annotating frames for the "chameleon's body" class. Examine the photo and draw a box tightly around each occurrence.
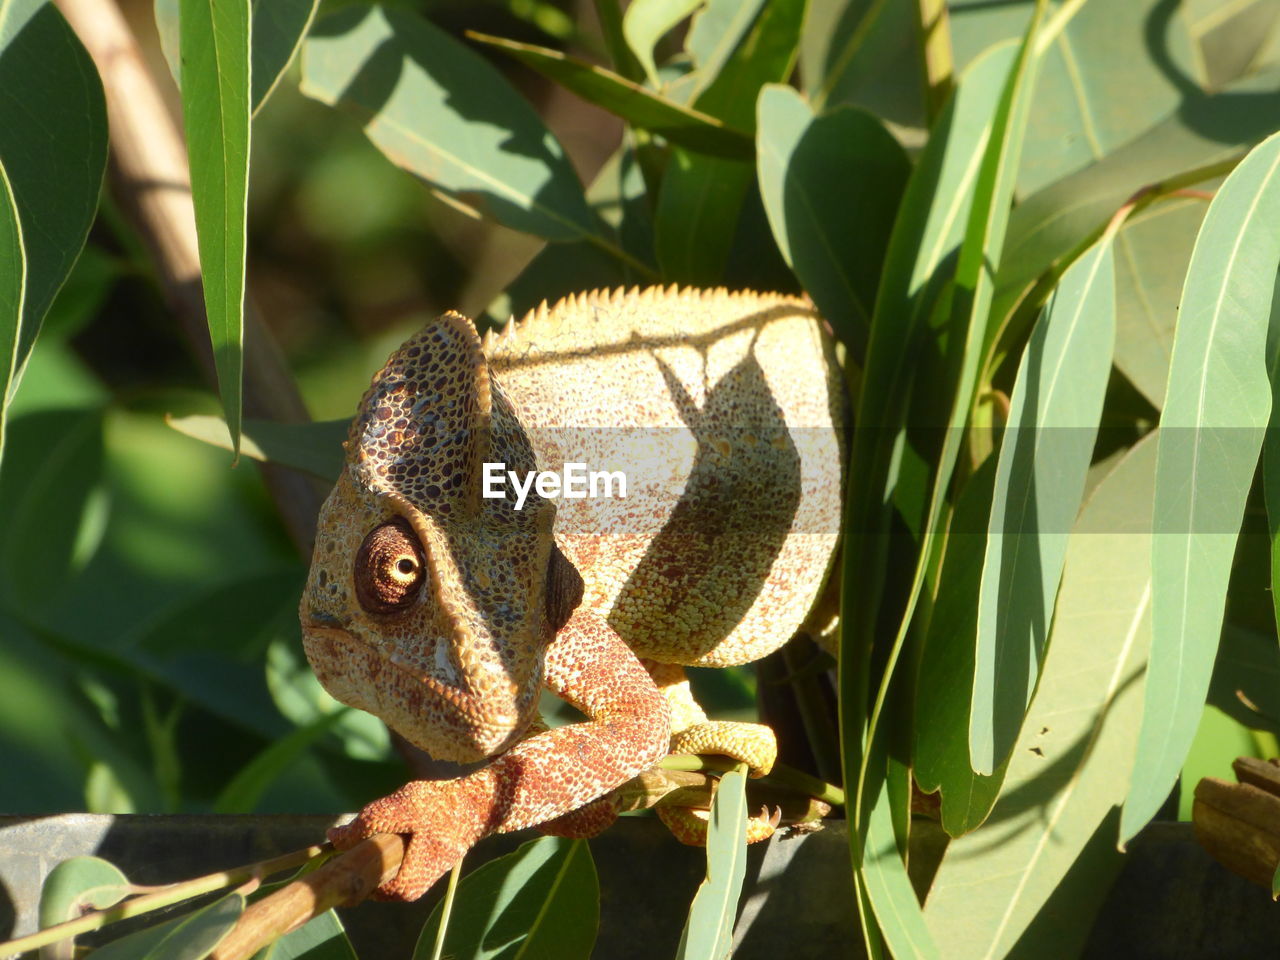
[300,286,844,900]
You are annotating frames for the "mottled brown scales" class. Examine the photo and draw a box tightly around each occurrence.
[300,286,845,900]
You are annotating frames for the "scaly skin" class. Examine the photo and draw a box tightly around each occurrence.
[300,287,845,899]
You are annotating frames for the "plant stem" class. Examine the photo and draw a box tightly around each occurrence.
[659,755,846,807]
[0,844,329,957]
[428,859,465,960]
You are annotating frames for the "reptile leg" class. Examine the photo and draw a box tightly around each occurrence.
[643,660,780,845]
[644,660,777,777]
[329,609,670,900]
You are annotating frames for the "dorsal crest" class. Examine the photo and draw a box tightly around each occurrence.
[351,311,492,517]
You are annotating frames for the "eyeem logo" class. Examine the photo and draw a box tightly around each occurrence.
[483,462,628,511]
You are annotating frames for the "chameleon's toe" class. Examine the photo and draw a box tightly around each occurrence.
[669,720,777,778]
[538,795,620,839]
[656,803,781,846]
[328,779,488,902]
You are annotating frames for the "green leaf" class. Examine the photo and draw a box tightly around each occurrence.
[994,63,1280,332]
[913,462,1004,836]
[1185,0,1280,88]
[39,856,133,927]
[252,909,357,960]
[756,85,909,354]
[1209,625,1280,734]
[676,768,749,960]
[924,435,1156,959]
[1113,197,1209,408]
[1122,130,1280,843]
[180,0,251,456]
[0,408,106,618]
[90,891,244,960]
[167,414,347,481]
[654,0,805,283]
[413,836,598,960]
[0,0,106,400]
[861,773,940,960]
[972,237,1117,772]
[156,0,320,113]
[935,1,1046,777]
[300,6,601,246]
[0,160,23,468]
[466,33,754,160]
[215,709,348,813]
[685,0,764,92]
[801,0,926,126]
[621,0,702,86]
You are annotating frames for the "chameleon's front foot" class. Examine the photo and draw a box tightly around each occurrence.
[657,801,782,846]
[670,720,777,778]
[329,772,496,901]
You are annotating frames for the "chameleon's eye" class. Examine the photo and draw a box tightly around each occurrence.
[355,519,425,614]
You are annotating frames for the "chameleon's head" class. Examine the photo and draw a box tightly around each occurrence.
[299,312,583,763]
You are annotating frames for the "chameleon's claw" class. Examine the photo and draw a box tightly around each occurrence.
[655,800,781,846]
[328,778,491,901]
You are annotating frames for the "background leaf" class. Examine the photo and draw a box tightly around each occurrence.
[1122,131,1280,843]
[168,414,346,482]
[621,0,702,87]
[180,0,251,454]
[0,161,22,466]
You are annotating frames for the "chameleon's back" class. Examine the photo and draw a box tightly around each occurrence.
[485,286,846,668]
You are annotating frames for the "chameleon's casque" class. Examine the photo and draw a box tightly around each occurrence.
[299,286,845,900]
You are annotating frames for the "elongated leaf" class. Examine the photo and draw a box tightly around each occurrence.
[756,84,909,353]
[862,770,941,960]
[262,909,357,960]
[301,6,600,245]
[167,414,346,481]
[1122,131,1280,843]
[0,161,22,468]
[413,836,598,960]
[90,892,243,960]
[686,0,764,90]
[935,1,1045,777]
[839,29,1017,885]
[180,0,251,456]
[622,0,702,86]
[914,462,1005,836]
[467,33,753,159]
[676,769,749,960]
[39,857,132,927]
[654,0,805,282]
[215,709,347,813]
[0,0,106,398]
[993,63,1280,331]
[1113,196,1209,408]
[972,238,1117,771]
[924,435,1155,959]
[156,0,320,112]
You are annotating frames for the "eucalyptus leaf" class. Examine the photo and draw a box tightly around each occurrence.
[756,85,909,354]
[252,909,357,960]
[972,237,1117,771]
[622,0,702,87]
[301,5,600,245]
[0,0,106,404]
[468,32,754,160]
[88,892,244,960]
[0,160,22,468]
[676,769,749,960]
[413,836,598,960]
[180,0,251,454]
[924,435,1155,959]
[38,856,132,928]
[167,414,347,482]
[1122,130,1280,843]
[156,0,320,113]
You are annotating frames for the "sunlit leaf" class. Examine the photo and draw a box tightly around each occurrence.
[301,6,600,245]
[622,0,702,86]
[972,237,1117,770]
[684,0,764,100]
[413,836,598,960]
[467,33,753,160]
[39,856,133,928]
[756,84,909,353]
[924,435,1155,958]
[1122,130,1280,844]
[156,0,320,112]
[180,0,251,455]
[676,769,749,960]
[167,414,346,482]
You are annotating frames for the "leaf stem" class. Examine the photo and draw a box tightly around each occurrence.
[0,844,330,957]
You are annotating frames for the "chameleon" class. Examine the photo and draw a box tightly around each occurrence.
[299,285,845,900]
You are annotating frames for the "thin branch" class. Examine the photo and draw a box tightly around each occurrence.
[52,0,325,555]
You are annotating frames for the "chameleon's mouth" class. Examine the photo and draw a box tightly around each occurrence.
[300,620,532,763]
